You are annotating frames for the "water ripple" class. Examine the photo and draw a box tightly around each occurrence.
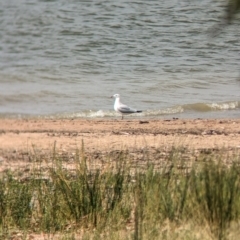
[0,0,239,117]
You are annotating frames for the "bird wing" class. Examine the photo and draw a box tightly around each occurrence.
[117,103,136,113]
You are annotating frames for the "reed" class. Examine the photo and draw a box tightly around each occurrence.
[0,144,240,240]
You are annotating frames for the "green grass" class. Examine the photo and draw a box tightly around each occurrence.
[0,144,240,240]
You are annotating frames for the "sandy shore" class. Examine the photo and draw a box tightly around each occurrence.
[0,118,240,172]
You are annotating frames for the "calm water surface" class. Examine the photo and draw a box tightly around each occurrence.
[0,0,239,119]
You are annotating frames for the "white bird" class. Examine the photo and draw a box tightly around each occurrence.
[111,93,142,120]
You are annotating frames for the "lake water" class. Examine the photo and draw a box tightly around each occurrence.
[0,0,239,119]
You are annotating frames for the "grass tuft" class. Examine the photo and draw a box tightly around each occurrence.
[0,144,240,239]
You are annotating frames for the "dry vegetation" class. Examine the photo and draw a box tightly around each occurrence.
[1,118,240,239]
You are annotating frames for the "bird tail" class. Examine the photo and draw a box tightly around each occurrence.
[137,110,142,113]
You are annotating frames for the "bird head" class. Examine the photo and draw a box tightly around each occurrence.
[111,94,120,98]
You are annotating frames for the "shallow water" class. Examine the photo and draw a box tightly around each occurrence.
[0,0,239,119]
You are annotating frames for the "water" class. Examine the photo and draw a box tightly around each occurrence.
[0,0,239,119]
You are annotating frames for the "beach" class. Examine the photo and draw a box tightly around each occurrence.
[1,117,240,173]
[1,117,240,240]
[1,1,240,238]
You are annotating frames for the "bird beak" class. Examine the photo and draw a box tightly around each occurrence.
[110,95,113,98]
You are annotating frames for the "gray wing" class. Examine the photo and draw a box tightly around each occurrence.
[117,103,137,113]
